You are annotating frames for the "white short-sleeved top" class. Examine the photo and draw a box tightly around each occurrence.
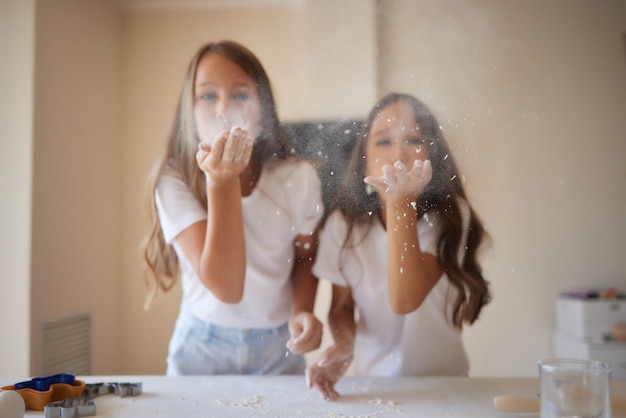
[156,158,324,329]
[313,199,471,377]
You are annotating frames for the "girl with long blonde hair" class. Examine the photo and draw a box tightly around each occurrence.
[143,40,324,375]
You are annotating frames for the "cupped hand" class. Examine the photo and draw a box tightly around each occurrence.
[364,159,432,202]
[196,126,254,188]
[306,341,353,401]
[287,311,323,354]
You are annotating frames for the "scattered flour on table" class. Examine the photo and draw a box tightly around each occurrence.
[217,394,263,408]
[318,398,402,418]
[368,397,398,407]
[215,393,403,417]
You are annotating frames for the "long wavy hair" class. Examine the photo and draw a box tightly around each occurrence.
[333,92,491,328]
[142,40,293,309]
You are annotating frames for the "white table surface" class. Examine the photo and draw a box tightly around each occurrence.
[2,375,625,417]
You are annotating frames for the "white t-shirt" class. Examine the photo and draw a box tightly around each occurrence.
[156,158,324,329]
[313,199,471,376]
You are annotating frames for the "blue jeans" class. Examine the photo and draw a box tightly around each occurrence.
[166,310,305,376]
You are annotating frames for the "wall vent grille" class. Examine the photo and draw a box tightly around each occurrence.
[40,313,91,376]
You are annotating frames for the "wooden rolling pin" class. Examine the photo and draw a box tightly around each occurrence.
[493,395,626,414]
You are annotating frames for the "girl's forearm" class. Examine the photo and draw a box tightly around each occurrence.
[386,200,442,314]
[200,180,246,303]
[291,230,320,315]
[291,262,318,316]
[328,286,356,345]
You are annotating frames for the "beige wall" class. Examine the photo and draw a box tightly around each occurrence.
[0,0,35,378]
[1,0,625,379]
[30,0,124,375]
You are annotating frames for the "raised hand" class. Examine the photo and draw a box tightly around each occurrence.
[364,159,432,202]
[196,126,254,189]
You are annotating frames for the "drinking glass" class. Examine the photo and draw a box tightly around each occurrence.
[538,358,611,418]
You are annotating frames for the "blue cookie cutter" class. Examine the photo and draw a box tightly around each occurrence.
[13,373,76,391]
[1,373,85,410]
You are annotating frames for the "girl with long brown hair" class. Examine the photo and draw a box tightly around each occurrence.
[307,93,491,400]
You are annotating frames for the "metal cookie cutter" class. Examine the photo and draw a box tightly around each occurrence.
[83,382,143,398]
[43,382,142,418]
[43,397,96,418]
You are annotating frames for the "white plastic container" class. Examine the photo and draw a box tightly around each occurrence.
[555,296,626,342]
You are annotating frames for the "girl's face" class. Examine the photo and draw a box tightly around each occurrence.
[365,100,430,178]
[193,52,262,144]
